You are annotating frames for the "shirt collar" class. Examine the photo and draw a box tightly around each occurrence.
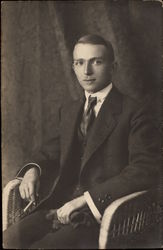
[85,83,113,103]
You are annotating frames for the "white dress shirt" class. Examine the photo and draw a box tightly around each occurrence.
[84,83,113,117]
[83,83,113,223]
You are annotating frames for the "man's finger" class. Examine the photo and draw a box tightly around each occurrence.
[64,214,70,224]
[23,184,30,201]
[57,209,65,224]
[57,208,71,224]
[28,183,35,202]
[19,185,26,200]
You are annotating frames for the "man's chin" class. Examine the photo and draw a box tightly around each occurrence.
[84,88,97,94]
[81,85,98,93]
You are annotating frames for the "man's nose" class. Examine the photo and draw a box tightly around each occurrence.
[84,62,92,75]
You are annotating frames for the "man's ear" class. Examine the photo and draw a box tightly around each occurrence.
[112,61,118,74]
[72,62,75,72]
[71,63,76,78]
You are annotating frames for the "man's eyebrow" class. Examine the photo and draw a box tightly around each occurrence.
[73,57,104,61]
[90,57,104,60]
[73,58,84,61]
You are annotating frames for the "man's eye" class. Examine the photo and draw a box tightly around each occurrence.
[74,61,84,66]
[93,60,103,65]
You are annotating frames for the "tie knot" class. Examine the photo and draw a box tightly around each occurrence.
[87,96,97,110]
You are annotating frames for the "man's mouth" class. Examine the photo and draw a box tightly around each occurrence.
[83,79,96,82]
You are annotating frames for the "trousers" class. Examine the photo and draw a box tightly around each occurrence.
[3,209,99,249]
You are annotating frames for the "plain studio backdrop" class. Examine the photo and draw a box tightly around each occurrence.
[2,1,162,187]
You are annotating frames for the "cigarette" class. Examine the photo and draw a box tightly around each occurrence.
[23,200,34,212]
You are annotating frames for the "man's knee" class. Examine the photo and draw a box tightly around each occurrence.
[3,209,52,249]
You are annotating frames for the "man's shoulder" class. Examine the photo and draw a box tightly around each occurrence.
[114,87,152,113]
[118,87,149,104]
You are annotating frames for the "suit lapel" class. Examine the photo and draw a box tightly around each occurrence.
[60,96,84,168]
[81,87,123,172]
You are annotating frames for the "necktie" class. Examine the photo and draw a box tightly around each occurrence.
[80,96,97,136]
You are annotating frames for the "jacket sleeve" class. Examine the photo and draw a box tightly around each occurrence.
[87,98,161,215]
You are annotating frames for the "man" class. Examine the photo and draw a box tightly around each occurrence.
[3,34,161,248]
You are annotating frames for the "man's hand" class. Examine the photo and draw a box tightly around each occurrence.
[19,167,40,203]
[56,196,86,224]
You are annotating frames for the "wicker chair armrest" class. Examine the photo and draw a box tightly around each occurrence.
[3,178,37,231]
[99,189,161,249]
[3,178,23,231]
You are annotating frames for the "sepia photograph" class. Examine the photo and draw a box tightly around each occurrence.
[2,0,163,248]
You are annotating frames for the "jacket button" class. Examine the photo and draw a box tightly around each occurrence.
[98,198,101,202]
[101,200,104,203]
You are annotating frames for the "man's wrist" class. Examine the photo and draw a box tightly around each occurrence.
[78,195,86,207]
[16,163,42,178]
[24,166,40,178]
[71,196,86,209]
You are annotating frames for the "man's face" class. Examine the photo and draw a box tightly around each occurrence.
[73,43,114,93]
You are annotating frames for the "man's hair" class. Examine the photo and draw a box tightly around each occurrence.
[74,34,114,62]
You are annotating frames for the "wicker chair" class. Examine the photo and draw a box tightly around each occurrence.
[3,179,163,249]
[99,188,163,248]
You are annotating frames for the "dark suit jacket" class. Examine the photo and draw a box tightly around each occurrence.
[18,86,161,214]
